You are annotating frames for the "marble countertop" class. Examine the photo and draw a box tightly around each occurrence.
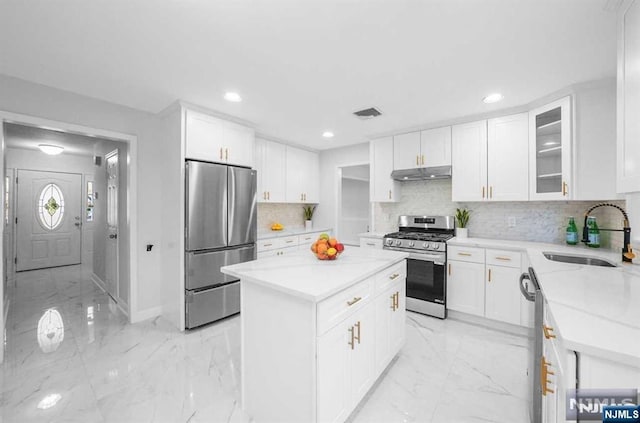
[449,237,640,367]
[257,227,332,240]
[357,232,387,239]
[221,247,408,303]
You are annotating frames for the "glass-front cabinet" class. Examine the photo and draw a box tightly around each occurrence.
[529,96,572,200]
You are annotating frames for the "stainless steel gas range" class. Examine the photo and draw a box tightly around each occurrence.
[383,215,455,319]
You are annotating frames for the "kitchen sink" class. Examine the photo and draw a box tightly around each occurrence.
[542,252,617,267]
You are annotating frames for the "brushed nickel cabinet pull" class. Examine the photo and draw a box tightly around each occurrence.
[448,263,451,275]
[488,268,492,282]
[389,190,392,199]
[390,294,396,310]
[421,155,425,165]
[416,155,419,166]
[264,243,272,247]
[543,325,556,339]
[346,297,362,306]
[482,186,485,199]
[354,321,361,344]
[495,256,511,261]
[225,148,228,161]
[219,147,223,160]
[490,186,493,198]
[267,191,270,200]
[389,273,400,280]
[457,252,472,256]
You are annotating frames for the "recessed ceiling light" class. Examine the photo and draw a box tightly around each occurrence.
[224,92,242,102]
[322,131,334,138]
[38,144,64,155]
[483,93,504,104]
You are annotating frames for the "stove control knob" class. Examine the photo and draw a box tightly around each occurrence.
[422,242,429,249]
[409,241,415,247]
[395,240,402,246]
[433,243,442,251]
[386,239,393,246]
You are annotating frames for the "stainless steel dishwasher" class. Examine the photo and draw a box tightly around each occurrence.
[520,267,543,423]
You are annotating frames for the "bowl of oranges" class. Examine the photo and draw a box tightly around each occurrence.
[310,233,345,260]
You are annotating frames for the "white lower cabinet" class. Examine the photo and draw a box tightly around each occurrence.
[447,246,524,326]
[374,281,405,371]
[318,304,374,423]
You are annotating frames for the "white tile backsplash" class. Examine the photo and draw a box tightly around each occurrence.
[257,203,311,231]
[373,179,626,249]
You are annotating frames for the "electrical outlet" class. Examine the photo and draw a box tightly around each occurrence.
[508,217,516,228]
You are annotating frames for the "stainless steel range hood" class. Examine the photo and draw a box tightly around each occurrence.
[391,165,452,181]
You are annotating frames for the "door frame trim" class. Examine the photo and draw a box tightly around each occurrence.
[0,111,140,339]
[104,149,120,302]
[334,161,372,243]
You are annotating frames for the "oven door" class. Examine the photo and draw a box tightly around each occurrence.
[405,252,446,304]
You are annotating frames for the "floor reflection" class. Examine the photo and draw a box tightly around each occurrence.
[37,308,64,353]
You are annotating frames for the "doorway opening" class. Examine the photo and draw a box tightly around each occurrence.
[337,164,370,246]
[3,123,129,310]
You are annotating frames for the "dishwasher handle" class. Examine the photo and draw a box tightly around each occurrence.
[519,272,535,302]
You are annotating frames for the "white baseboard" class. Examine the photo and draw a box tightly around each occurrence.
[131,306,162,324]
[90,273,107,292]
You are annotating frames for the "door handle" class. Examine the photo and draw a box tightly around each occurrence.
[74,222,82,227]
[109,234,118,239]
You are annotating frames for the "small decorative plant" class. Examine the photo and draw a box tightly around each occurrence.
[303,205,316,221]
[455,208,470,228]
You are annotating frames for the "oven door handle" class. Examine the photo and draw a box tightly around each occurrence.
[519,272,535,302]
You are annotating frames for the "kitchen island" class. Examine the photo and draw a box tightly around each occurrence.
[221,247,408,423]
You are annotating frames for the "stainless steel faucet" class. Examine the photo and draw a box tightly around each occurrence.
[581,203,635,263]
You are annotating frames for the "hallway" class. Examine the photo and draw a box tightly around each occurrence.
[1,265,245,423]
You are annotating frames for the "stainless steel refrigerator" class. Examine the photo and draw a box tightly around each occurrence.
[185,160,257,329]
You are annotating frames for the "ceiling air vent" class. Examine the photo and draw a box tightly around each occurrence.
[353,107,382,120]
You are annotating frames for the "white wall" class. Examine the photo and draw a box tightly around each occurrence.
[0,74,165,321]
[316,143,369,235]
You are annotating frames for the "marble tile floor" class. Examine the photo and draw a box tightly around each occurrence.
[1,265,531,423]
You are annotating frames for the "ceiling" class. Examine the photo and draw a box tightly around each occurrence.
[4,123,104,156]
[0,0,618,150]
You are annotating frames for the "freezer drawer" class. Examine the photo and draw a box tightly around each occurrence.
[185,282,240,329]
[185,245,256,291]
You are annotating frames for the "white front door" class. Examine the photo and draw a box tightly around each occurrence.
[16,170,82,271]
[105,150,119,299]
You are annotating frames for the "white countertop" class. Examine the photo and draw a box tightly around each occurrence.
[449,236,640,367]
[221,247,408,303]
[257,227,332,240]
[357,232,387,239]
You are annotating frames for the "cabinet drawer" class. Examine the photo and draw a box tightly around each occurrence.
[485,249,521,268]
[360,238,383,249]
[317,278,373,335]
[256,236,298,252]
[375,261,406,293]
[298,232,323,249]
[447,246,485,264]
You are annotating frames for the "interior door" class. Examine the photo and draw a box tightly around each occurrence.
[105,150,119,299]
[16,170,82,271]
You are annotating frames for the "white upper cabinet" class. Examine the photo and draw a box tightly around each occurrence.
[393,128,451,170]
[452,120,488,201]
[255,138,286,203]
[618,0,640,193]
[185,109,255,168]
[370,137,400,202]
[393,132,421,170]
[285,145,319,203]
[487,113,529,201]
[421,126,452,168]
[529,97,572,200]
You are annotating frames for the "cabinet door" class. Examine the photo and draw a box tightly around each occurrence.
[370,137,399,202]
[451,120,488,201]
[349,305,375,405]
[263,140,286,202]
[302,149,320,203]
[485,265,521,325]
[529,97,572,200]
[421,126,452,168]
[446,260,485,316]
[223,121,255,168]
[285,146,305,203]
[255,138,266,202]
[317,319,351,423]
[487,113,529,201]
[185,110,225,162]
[618,0,640,193]
[374,288,392,371]
[389,281,406,357]
[393,132,421,170]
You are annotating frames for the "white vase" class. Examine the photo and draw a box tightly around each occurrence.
[305,220,313,230]
[456,228,468,238]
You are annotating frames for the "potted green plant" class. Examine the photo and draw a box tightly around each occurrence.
[303,205,316,230]
[455,208,470,238]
